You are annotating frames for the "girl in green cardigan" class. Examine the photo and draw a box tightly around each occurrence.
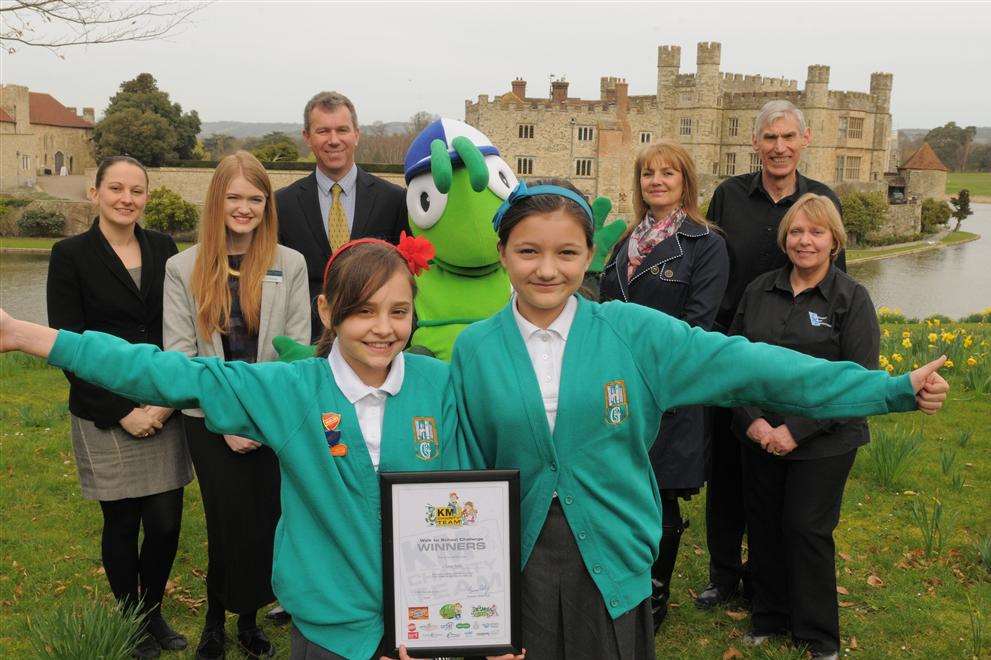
[450,178,948,660]
[1,238,522,660]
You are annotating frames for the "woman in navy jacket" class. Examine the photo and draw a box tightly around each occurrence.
[600,140,729,631]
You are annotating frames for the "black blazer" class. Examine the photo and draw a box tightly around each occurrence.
[275,167,409,341]
[47,219,178,428]
[600,217,729,490]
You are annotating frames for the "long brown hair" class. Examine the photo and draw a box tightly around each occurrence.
[622,140,716,243]
[190,151,278,339]
[315,242,417,357]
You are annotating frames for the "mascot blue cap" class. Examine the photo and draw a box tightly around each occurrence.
[403,118,500,184]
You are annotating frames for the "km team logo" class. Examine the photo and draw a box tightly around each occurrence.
[425,491,478,527]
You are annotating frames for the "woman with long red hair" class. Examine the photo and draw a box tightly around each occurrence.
[163,150,309,658]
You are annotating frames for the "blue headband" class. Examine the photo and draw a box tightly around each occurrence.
[491,181,595,232]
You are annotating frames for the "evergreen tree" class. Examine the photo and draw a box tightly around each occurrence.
[949,189,973,232]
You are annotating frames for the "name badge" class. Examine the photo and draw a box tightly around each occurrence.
[263,269,284,283]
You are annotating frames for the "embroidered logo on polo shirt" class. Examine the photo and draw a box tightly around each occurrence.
[413,416,440,461]
[604,380,629,426]
[322,412,347,457]
[808,311,832,328]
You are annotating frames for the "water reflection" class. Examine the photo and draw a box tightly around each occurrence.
[849,203,991,319]
[1,204,989,326]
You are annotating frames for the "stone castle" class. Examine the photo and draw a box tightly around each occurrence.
[465,42,893,217]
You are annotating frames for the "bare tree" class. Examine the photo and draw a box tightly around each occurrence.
[1,1,207,56]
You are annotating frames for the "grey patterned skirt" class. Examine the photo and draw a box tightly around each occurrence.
[70,413,193,501]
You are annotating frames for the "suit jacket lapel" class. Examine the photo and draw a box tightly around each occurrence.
[134,224,155,302]
[351,167,376,238]
[88,220,141,300]
[298,172,330,261]
[256,253,279,361]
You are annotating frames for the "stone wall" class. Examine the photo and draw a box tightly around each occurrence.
[0,129,37,189]
[32,124,95,175]
[867,202,921,241]
[905,169,946,202]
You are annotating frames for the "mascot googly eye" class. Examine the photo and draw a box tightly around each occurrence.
[485,154,518,201]
[406,174,448,229]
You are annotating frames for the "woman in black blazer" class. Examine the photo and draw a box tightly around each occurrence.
[47,156,193,658]
[600,140,729,632]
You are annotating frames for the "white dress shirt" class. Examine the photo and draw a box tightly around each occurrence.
[327,339,404,470]
[314,164,358,237]
[511,294,578,434]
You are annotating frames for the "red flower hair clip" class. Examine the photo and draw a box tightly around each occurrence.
[396,231,435,276]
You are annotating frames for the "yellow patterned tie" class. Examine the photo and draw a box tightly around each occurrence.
[327,183,349,251]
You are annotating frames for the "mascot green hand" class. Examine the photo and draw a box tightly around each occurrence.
[403,119,516,361]
[589,195,627,274]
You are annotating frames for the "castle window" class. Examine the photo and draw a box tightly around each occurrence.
[679,117,692,136]
[848,117,864,140]
[724,152,736,176]
[729,117,739,137]
[518,124,534,139]
[844,156,861,180]
[575,159,593,177]
[21,155,29,170]
[577,126,595,141]
[516,157,534,175]
[750,153,761,173]
[640,132,652,144]
[712,162,719,175]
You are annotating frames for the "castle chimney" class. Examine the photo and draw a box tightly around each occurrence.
[551,80,569,104]
[66,106,77,116]
[511,78,527,99]
[615,79,629,116]
[82,107,95,123]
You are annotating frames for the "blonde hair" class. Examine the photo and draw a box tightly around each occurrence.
[190,151,278,339]
[623,140,716,243]
[777,192,847,260]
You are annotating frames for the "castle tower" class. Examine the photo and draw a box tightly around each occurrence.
[656,45,681,139]
[869,72,894,176]
[694,42,723,174]
[805,65,830,107]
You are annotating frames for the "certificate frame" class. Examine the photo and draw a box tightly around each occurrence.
[381,469,522,658]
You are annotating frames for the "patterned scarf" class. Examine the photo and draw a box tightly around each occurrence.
[626,206,686,281]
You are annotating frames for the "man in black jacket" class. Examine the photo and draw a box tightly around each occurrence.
[276,91,408,341]
[697,99,846,609]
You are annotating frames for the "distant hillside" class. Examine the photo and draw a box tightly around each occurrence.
[899,127,991,144]
[199,120,410,139]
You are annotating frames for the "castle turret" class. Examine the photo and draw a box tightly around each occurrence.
[550,79,569,104]
[656,45,681,99]
[805,64,830,106]
[870,72,893,112]
[511,78,527,99]
[694,43,722,172]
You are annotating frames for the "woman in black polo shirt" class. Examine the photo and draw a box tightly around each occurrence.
[729,193,878,659]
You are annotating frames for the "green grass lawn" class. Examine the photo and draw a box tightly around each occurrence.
[847,231,979,263]
[1,322,989,658]
[947,172,991,198]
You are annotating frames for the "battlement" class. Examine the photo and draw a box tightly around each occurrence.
[828,90,877,111]
[674,73,697,87]
[722,90,804,110]
[806,64,830,84]
[870,72,893,92]
[697,41,721,66]
[721,72,799,92]
[658,45,681,68]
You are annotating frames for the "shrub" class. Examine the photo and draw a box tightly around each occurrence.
[837,189,887,245]
[959,307,991,323]
[143,187,199,235]
[920,198,952,233]
[16,208,66,237]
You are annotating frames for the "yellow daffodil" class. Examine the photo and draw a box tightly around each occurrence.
[933,318,941,327]
[885,364,895,373]
[963,336,973,348]
[913,363,919,369]
[883,328,890,338]
[892,353,903,363]
[879,356,890,367]
[966,357,978,367]
[944,360,954,368]
[902,338,912,349]
[928,333,938,343]
[941,332,956,343]
[903,330,911,339]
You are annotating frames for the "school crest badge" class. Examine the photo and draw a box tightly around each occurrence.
[412,416,440,462]
[322,412,347,457]
[604,380,629,426]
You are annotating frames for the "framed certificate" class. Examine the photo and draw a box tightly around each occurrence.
[381,470,522,658]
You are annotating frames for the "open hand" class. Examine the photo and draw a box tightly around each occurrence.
[120,407,163,438]
[224,434,261,454]
[909,356,950,414]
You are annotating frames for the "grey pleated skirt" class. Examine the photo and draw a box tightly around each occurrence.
[522,500,655,660]
[70,413,193,501]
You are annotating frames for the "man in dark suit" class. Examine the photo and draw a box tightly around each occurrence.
[276,91,408,341]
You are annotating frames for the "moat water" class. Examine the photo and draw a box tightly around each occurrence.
[2,204,989,326]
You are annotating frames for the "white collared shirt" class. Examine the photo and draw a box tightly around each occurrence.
[314,164,358,236]
[511,295,578,434]
[327,339,404,470]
